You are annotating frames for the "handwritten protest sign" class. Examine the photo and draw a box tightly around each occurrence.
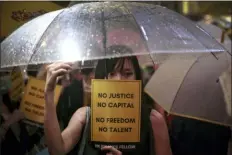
[10,67,24,101]
[91,80,141,146]
[20,77,62,124]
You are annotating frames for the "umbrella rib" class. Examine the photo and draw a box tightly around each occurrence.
[26,9,66,67]
[173,19,221,58]
[83,7,94,63]
[196,22,232,56]
[101,4,108,79]
[121,3,156,64]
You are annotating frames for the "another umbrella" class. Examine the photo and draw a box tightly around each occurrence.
[145,52,231,126]
[1,2,226,68]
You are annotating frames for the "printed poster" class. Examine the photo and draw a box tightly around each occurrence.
[91,79,141,150]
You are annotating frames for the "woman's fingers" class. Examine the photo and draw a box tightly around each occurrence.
[47,68,69,85]
[45,62,73,92]
[52,63,73,71]
[101,146,122,155]
[46,62,73,70]
[51,69,69,78]
[46,63,72,75]
[46,62,73,77]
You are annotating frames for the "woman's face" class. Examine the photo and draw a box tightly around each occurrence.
[107,58,136,80]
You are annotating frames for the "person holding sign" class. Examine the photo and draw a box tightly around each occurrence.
[44,45,172,155]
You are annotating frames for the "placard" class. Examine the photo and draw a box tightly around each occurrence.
[10,67,24,101]
[20,77,62,124]
[91,80,141,145]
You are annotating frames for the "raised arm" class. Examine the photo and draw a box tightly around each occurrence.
[44,62,86,155]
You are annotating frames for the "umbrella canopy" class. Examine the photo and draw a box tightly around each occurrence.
[145,52,231,126]
[1,2,226,68]
[197,20,231,54]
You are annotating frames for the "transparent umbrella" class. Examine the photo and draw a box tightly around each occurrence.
[1,2,226,68]
[197,20,231,53]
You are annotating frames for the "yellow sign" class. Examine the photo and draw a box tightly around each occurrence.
[1,1,62,37]
[20,77,62,124]
[91,80,141,143]
[10,67,24,101]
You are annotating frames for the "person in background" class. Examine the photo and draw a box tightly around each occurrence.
[18,68,48,154]
[0,69,47,154]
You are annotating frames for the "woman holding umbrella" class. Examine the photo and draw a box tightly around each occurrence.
[44,45,172,155]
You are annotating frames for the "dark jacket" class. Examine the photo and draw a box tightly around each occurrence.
[1,93,43,154]
[170,116,231,155]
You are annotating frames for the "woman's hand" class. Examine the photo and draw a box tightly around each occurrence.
[101,146,122,155]
[150,110,172,155]
[45,62,73,93]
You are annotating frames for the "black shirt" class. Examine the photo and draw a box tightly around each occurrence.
[170,116,231,155]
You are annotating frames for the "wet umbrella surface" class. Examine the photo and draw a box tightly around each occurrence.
[1,2,226,68]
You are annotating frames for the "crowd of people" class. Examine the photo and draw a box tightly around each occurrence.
[0,45,231,155]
